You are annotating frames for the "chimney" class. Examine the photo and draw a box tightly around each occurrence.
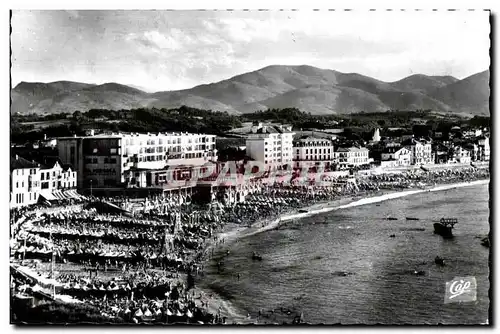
[44,134,47,141]
[15,154,18,160]
[90,129,95,136]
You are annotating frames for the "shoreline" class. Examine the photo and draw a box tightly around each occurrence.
[194,178,490,324]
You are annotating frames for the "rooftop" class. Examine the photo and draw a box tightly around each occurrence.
[382,147,408,154]
[57,131,216,140]
[337,146,368,152]
[10,155,40,171]
[294,135,332,143]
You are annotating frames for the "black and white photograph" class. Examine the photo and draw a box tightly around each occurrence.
[9,8,491,325]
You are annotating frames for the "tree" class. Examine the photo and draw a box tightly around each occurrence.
[72,110,83,120]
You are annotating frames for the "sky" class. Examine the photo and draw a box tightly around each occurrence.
[11,10,491,92]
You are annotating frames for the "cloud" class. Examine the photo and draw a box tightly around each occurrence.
[127,31,180,51]
[11,10,490,92]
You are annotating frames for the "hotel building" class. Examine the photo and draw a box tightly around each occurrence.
[244,123,295,170]
[292,136,335,169]
[57,131,217,189]
[335,146,370,169]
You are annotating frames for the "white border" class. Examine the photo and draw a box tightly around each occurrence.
[2,1,497,334]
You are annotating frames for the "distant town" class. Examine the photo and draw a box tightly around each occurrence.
[10,107,490,207]
[10,106,490,324]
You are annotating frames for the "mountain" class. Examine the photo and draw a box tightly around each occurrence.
[390,74,459,93]
[430,70,490,116]
[11,66,490,116]
[11,81,153,115]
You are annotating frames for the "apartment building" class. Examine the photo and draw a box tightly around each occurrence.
[58,131,217,189]
[451,146,472,164]
[10,155,77,208]
[245,123,295,170]
[402,138,433,165]
[292,136,334,169]
[381,146,412,167]
[335,146,370,169]
[477,136,490,162]
[10,156,41,208]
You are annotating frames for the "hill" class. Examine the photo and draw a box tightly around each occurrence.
[390,74,459,93]
[430,70,490,115]
[11,66,489,116]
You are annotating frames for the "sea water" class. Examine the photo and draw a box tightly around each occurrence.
[200,183,490,324]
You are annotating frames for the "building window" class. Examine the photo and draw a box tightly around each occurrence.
[110,158,117,164]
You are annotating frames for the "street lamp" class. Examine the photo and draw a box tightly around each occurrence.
[90,179,93,197]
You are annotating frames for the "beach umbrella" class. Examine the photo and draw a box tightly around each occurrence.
[144,308,152,317]
[134,308,144,318]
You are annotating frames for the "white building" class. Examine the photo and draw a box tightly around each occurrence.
[58,131,217,189]
[372,128,381,142]
[10,156,77,209]
[245,123,295,170]
[335,146,370,169]
[463,129,483,138]
[403,138,433,165]
[477,136,490,161]
[451,146,472,164]
[292,136,334,169]
[381,147,412,167]
[10,156,41,208]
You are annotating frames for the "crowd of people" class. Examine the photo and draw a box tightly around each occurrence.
[10,165,489,324]
[360,166,490,190]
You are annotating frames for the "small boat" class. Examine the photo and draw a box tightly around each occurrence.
[389,234,396,238]
[434,256,445,266]
[386,217,398,221]
[406,217,420,221]
[434,218,457,239]
[481,236,490,248]
[252,252,263,261]
[298,209,308,213]
[332,271,354,277]
[414,270,426,276]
